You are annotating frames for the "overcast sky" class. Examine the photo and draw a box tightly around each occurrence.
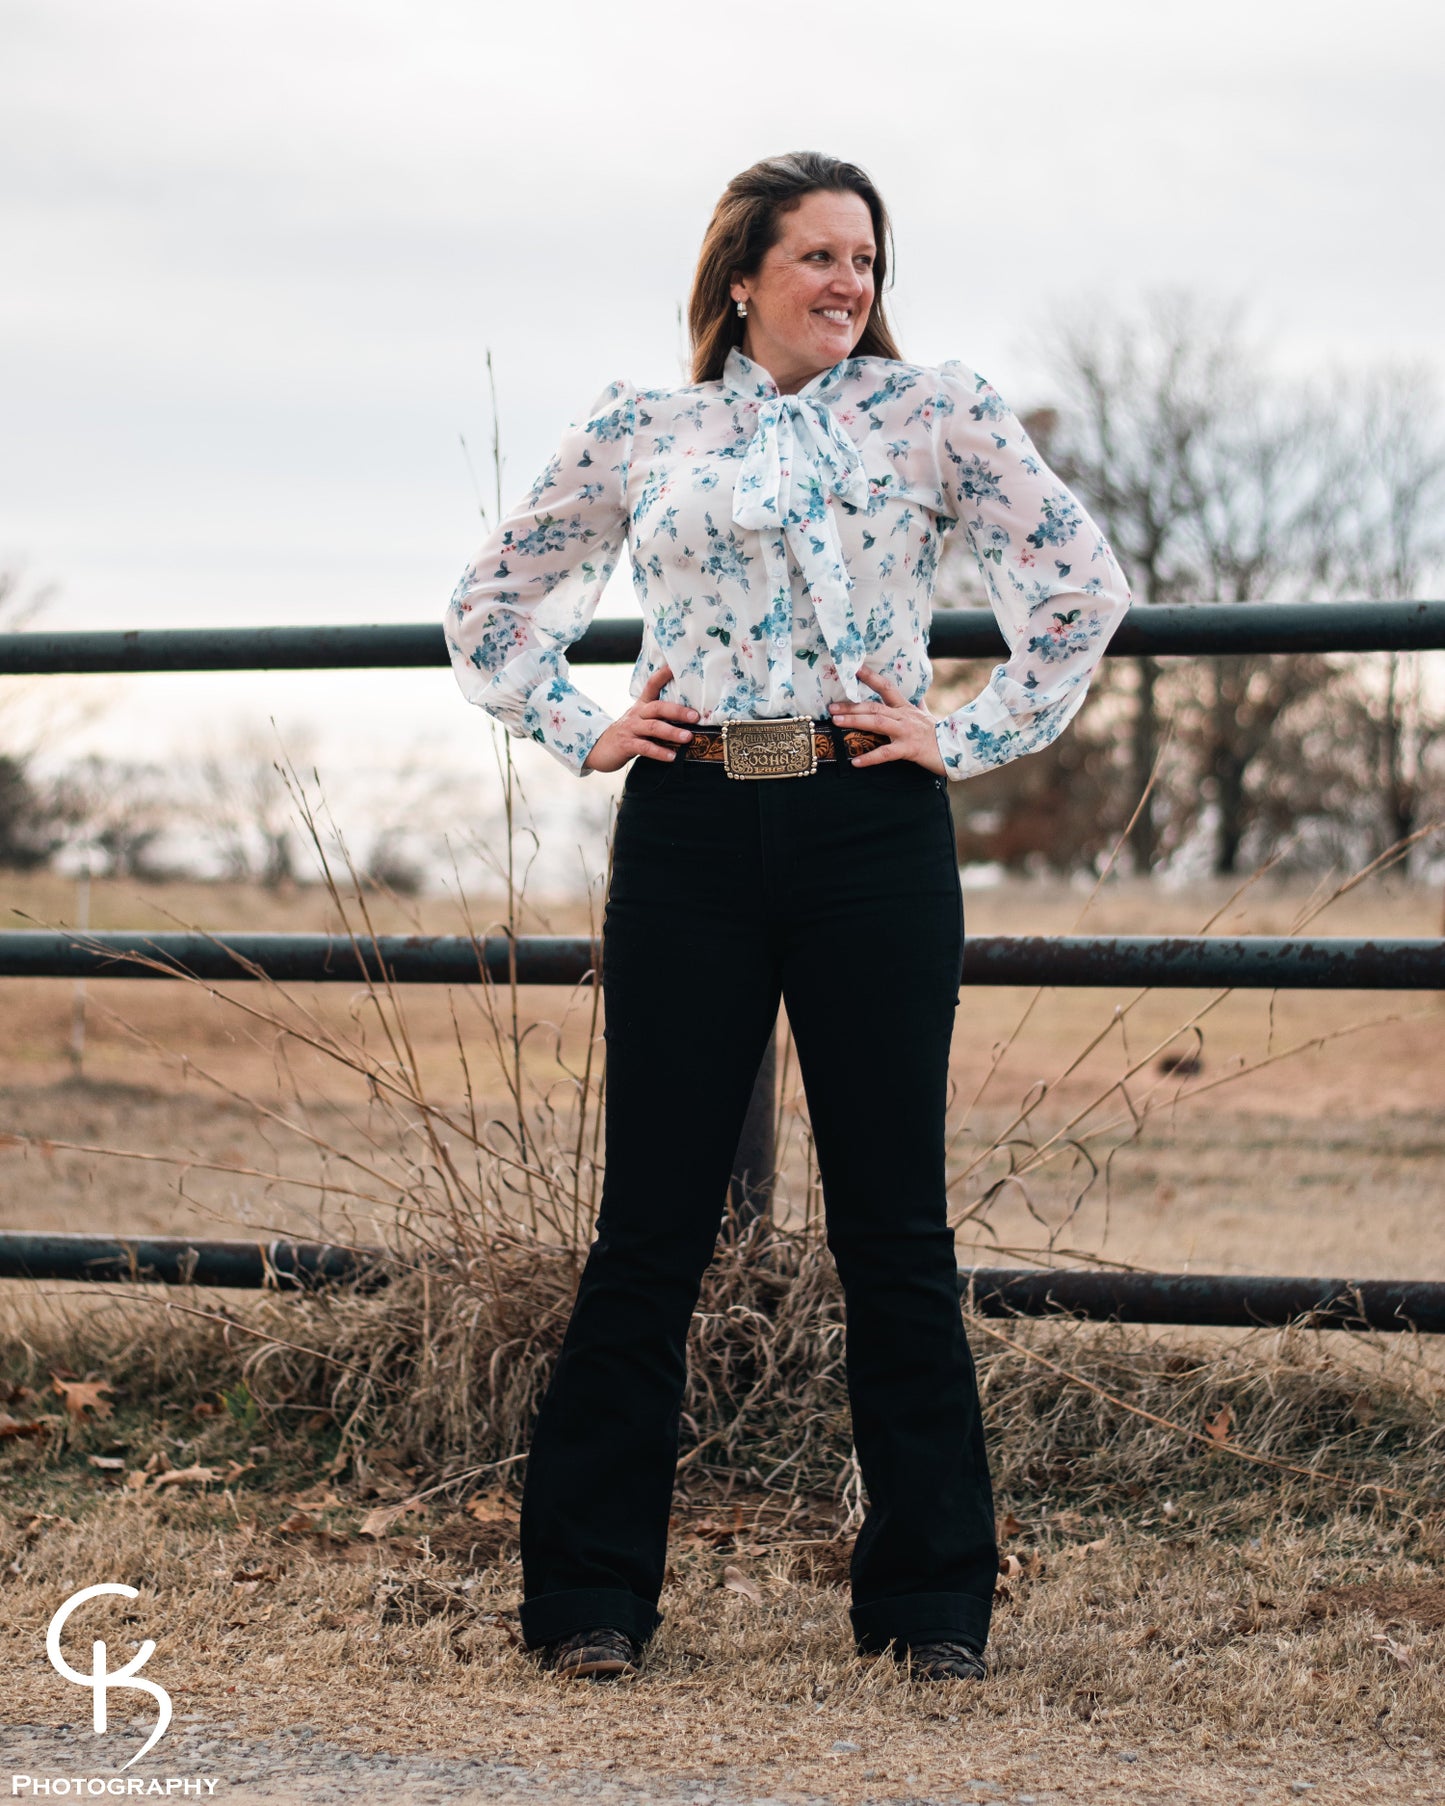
[2,0,1442,836]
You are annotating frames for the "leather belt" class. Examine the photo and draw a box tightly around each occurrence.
[679,715,889,779]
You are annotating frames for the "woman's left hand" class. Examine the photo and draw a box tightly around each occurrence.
[828,666,948,778]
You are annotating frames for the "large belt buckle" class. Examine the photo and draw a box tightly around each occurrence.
[721,716,817,780]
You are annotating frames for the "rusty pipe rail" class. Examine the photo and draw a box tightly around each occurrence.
[0,601,1442,675]
[0,930,1438,989]
[0,1233,380,1291]
[2,1233,1440,1332]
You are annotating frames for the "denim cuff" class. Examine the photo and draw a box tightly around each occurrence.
[849,1589,992,1655]
[518,1586,664,1651]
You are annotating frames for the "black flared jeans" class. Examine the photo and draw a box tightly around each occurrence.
[517,727,998,1657]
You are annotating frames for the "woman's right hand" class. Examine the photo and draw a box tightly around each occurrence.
[583,664,700,774]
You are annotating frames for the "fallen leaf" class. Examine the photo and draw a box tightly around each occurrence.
[999,1511,1025,1540]
[278,1511,320,1535]
[87,1455,126,1471]
[998,1553,1024,1581]
[1204,1405,1233,1446]
[0,1414,49,1440]
[51,1377,114,1421]
[151,1465,224,1489]
[463,1491,514,1526]
[230,1564,280,1594]
[18,1513,75,1541]
[360,1502,426,1539]
[290,1486,347,1509]
[721,1564,763,1604]
[1371,1632,1416,1668]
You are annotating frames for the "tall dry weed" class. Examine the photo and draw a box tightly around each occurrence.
[3,748,1441,1534]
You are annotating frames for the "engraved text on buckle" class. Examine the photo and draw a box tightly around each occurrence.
[721,717,816,779]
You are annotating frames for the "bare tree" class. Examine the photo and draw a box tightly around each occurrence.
[1319,362,1445,868]
[1030,290,1240,869]
[191,723,318,888]
[0,566,70,869]
[1033,291,1372,875]
[1174,373,1346,872]
[52,754,179,880]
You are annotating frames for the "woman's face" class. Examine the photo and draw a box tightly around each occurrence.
[730,189,877,393]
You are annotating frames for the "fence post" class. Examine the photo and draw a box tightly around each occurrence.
[725,1022,778,1239]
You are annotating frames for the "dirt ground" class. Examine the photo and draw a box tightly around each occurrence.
[2,872,1441,1804]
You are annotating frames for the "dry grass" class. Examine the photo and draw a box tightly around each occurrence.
[3,1412,1442,1802]
[4,1233,1443,1796]
[4,1230,1444,1511]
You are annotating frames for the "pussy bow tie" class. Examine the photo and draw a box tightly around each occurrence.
[725,348,872,699]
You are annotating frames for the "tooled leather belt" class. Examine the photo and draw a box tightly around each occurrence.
[678,716,889,779]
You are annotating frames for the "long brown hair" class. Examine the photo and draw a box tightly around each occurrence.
[688,151,903,385]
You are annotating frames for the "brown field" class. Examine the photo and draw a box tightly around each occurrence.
[3,869,1442,1804]
[2,868,1440,1279]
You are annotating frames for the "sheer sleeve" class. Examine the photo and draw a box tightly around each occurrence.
[444,376,634,777]
[928,362,1131,782]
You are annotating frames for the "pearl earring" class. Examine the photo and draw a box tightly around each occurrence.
[735,300,747,318]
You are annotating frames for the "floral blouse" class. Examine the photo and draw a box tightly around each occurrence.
[444,345,1132,782]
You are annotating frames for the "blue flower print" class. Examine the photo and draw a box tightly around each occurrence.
[701,513,755,589]
[963,719,1020,767]
[749,591,791,650]
[444,352,1131,781]
[587,406,631,443]
[1027,609,1095,662]
[653,604,688,650]
[511,515,574,559]
[1025,496,1082,551]
[703,595,738,648]
[524,455,562,508]
[945,450,1009,507]
[964,518,1011,568]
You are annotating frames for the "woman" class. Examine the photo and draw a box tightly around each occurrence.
[444,151,1132,1685]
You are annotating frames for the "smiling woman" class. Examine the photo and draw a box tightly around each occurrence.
[689,154,902,392]
[732,189,879,392]
[443,148,1132,1690]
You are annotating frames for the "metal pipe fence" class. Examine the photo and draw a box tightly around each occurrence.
[1,600,1442,674]
[1,929,1440,989]
[3,1233,1440,1335]
[2,600,1441,1326]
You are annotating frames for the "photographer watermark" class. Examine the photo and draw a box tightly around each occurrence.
[11,1783,218,1797]
[19,1582,221,1795]
[46,1585,172,1768]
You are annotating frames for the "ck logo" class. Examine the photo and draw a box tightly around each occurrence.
[46,1583,174,1768]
